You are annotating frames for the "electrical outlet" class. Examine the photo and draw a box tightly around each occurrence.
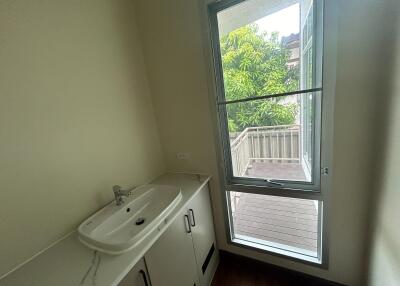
[176,153,190,160]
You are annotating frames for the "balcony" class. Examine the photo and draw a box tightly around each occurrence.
[229,125,317,256]
[231,125,308,181]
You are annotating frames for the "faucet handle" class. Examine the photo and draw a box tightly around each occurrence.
[113,185,122,193]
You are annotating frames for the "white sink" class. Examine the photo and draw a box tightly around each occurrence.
[78,184,182,254]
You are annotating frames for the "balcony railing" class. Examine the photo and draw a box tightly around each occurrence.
[230,125,300,177]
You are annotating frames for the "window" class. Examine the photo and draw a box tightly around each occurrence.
[208,0,326,263]
[230,192,321,259]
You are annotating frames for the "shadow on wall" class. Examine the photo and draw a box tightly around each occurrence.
[364,2,400,285]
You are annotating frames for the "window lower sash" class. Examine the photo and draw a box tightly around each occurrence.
[227,191,324,265]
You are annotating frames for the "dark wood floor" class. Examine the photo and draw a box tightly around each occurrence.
[212,251,343,286]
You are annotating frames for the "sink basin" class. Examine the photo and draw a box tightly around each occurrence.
[78,184,182,254]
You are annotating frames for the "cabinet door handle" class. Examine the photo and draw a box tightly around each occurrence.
[189,209,196,227]
[139,269,149,286]
[184,214,192,233]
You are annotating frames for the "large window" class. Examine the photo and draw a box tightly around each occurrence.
[208,0,326,263]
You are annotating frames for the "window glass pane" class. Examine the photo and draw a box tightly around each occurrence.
[217,1,301,102]
[300,2,315,173]
[302,92,314,171]
[230,191,319,258]
[227,92,318,182]
[301,1,314,90]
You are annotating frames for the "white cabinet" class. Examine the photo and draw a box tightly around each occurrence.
[145,184,218,286]
[187,185,218,286]
[118,258,150,286]
[145,206,200,286]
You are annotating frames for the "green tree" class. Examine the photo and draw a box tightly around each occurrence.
[220,24,299,132]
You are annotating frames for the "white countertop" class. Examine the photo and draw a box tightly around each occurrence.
[0,173,211,286]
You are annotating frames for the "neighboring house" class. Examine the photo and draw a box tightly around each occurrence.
[281,33,300,123]
[281,33,300,67]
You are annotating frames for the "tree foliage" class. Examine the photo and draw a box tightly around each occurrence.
[220,24,299,132]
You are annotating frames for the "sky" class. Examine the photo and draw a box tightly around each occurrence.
[255,4,299,39]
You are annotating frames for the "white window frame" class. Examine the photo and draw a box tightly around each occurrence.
[205,0,337,266]
[209,0,323,193]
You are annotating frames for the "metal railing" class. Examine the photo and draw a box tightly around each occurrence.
[230,125,300,177]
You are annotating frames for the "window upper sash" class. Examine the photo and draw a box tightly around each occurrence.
[209,0,324,193]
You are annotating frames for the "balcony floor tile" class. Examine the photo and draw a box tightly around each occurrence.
[245,162,307,181]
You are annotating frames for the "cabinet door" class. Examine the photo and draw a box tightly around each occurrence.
[145,208,200,286]
[187,184,218,286]
[118,258,150,286]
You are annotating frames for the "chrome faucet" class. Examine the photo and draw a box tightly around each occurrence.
[113,185,132,206]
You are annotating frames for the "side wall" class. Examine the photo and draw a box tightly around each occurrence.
[0,0,164,277]
[134,0,392,285]
[367,2,400,285]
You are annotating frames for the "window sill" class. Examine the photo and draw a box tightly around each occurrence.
[231,235,322,266]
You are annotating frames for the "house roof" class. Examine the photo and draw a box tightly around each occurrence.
[217,0,298,37]
[281,33,300,46]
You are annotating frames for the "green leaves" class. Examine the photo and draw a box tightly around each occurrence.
[221,24,299,132]
[227,101,297,132]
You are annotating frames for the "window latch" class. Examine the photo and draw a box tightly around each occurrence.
[321,167,329,175]
[265,179,284,186]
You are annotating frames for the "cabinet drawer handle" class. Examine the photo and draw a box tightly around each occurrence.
[184,214,192,233]
[189,209,196,227]
[139,269,149,286]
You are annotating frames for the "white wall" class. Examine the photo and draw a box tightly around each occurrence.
[1,0,396,283]
[134,0,394,285]
[134,0,226,261]
[368,2,400,285]
[0,0,164,277]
